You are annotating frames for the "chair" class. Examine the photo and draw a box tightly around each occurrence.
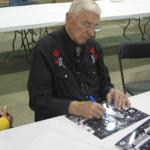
[118,41,150,95]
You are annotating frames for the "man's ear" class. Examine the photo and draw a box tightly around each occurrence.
[66,12,71,22]
[66,12,73,27]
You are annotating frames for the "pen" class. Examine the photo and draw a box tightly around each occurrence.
[87,95,96,102]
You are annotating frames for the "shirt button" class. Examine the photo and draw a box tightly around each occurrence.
[64,75,68,78]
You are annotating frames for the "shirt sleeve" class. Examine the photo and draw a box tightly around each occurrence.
[28,41,71,116]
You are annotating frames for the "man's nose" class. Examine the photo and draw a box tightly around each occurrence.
[86,28,95,37]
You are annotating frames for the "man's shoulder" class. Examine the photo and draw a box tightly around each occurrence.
[32,28,64,56]
[37,29,61,46]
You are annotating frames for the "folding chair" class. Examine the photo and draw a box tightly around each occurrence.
[118,41,150,95]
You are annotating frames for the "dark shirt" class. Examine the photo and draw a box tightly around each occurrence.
[28,26,114,121]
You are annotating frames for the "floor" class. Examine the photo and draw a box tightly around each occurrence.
[0,19,149,127]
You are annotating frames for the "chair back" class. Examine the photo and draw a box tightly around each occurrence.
[118,41,150,95]
[118,42,150,59]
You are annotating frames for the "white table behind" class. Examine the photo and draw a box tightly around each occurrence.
[0,0,150,32]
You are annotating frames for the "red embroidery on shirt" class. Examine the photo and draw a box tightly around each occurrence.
[52,49,65,68]
[54,59,59,65]
[53,49,60,57]
[90,47,95,54]
[89,47,97,64]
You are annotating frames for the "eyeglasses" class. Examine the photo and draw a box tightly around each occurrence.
[80,21,100,31]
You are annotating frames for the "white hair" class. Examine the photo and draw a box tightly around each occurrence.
[69,0,101,16]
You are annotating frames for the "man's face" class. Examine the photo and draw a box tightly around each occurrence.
[66,9,100,45]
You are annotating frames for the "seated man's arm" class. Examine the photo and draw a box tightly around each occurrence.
[28,43,71,120]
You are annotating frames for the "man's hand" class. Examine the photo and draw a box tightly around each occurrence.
[106,88,131,110]
[0,106,14,126]
[69,101,105,119]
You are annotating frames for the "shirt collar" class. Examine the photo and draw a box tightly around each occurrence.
[59,26,88,63]
[60,26,77,52]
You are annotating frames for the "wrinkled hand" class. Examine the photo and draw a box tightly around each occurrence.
[106,88,131,110]
[0,106,14,126]
[69,101,105,119]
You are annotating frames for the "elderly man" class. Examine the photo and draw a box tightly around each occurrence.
[28,0,130,121]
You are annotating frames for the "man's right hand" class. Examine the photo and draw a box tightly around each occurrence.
[69,101,106,119]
